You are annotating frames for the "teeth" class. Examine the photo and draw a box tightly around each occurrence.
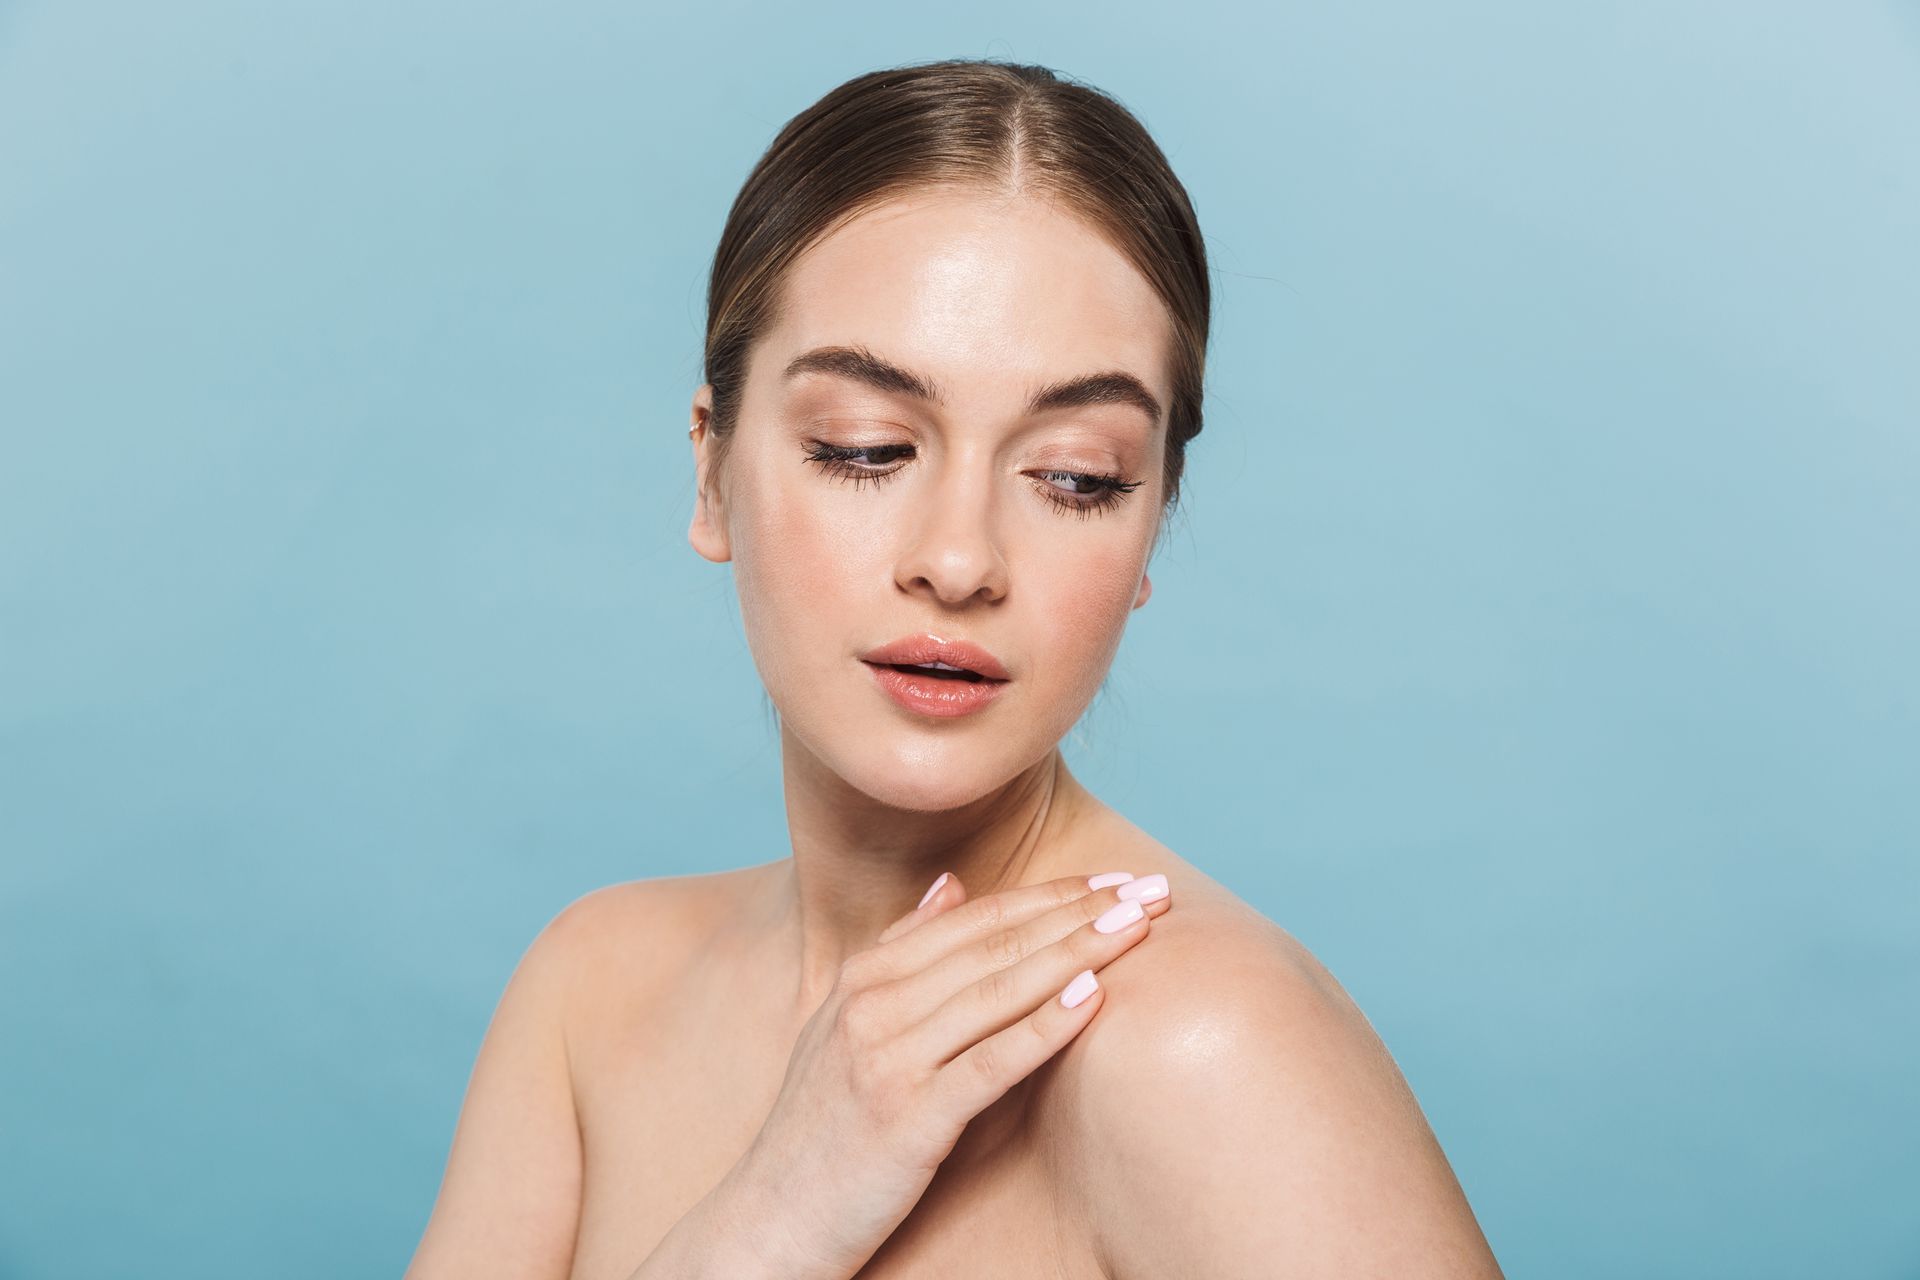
[912,661,965,671]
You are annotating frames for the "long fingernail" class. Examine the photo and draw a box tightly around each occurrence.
[1087,871,1134,890]
[1059,969,1099,1008]
[1115,874,1168,903]
[1094,899,1146,933]
[918,871,951,908]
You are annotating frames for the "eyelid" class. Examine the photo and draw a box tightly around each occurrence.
[807,432,1123,473]
[803,438,1142,518]
[798,414,910,434]
[800,410,1134,452]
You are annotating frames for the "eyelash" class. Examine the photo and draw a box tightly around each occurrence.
[801,442,1144,519]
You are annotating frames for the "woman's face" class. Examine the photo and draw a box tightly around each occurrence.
[690,188,1171,812]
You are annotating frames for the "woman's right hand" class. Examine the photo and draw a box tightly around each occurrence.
[722,869,1172,1279]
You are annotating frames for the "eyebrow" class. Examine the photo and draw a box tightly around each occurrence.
[782,344,1164,429]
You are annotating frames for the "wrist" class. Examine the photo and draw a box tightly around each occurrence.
[704,1148,844,1279]
[628,1152,841,1280]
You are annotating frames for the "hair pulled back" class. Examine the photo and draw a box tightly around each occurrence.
[701,58,1211,546]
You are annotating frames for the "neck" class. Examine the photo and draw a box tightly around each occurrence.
[760,729,1099,1016]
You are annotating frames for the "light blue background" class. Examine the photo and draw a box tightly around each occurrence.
[2,3,1915,1277]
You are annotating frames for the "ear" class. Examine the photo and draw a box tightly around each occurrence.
[1132,568,1153,610]
[688,384,732,564]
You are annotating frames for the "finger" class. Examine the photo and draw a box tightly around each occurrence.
[888,875,1168,1017]
[904,883,1163,1065]
[867,874,1102,978]
[932,961,1109,1121]
[876,871,966,946]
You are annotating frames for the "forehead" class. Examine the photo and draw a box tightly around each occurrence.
[760,189,1173,416]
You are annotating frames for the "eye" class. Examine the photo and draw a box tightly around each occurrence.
[801,441,1144,517]
[801,442,913,491]
[1031,469,1145,519]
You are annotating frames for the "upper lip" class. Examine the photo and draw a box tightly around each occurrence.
[861,633,1012,681]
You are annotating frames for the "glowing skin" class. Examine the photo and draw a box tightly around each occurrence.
[409,187,1502,1280]
[687,187,1170,1006]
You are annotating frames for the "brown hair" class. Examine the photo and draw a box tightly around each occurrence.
[700,57,1211,556]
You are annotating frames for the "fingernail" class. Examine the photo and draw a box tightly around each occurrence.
[1094,898,1145,933]
[1115,874,1168,904]
[1086,871,1135,890]
[918,872,951,908]
[1059,969,1099,1008]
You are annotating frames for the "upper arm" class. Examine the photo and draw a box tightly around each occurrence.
[404,891,606,1280]
[1071,921,1504,1280]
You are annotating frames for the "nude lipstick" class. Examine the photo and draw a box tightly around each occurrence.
[859,633,1011,718]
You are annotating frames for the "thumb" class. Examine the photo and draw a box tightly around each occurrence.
[876,871,964,945]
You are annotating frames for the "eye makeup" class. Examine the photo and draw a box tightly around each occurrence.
[800,440,1144,519]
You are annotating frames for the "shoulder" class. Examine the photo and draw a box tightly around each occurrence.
[406,865,762,1278]
[528,864,768,1019]
[1054,864,1503,1279]
[533,862,773,966]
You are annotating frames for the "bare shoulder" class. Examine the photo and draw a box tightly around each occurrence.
[404,863,771,1279]
[543,864,757,958]
[1051,847,1503,1278]
[538,862,774,1018]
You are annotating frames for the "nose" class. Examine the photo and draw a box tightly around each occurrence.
[892,451,1010,606]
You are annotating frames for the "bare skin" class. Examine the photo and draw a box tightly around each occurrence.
[405,186,1504,1278]
[565,766,1203,1279]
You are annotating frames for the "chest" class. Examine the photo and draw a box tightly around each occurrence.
[562,964,1110,1280]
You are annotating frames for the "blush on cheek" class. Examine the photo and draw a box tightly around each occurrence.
[1037,548,1147,683]
[1070,543,1150,612]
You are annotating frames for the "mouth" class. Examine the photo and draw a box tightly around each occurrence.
[860,655,1012,718]
[857,633,1013,683]
[862,660,1005,685]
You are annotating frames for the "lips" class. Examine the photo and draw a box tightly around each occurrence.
[859,633,1011,682]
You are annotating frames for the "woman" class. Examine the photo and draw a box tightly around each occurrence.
[407,58,1503,1279]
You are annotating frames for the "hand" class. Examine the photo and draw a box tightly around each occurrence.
[726,869,1172,1278]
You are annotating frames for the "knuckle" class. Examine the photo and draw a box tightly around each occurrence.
[983,926,1026,970]
[835,987,890,1043]
[977,964,1019,1011]
[968,893,1009,936]
[968,1037,1002,1085]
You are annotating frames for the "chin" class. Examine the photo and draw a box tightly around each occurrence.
[790,722,1037,813]
[774,675,1094,812]
[851,744,1026,813]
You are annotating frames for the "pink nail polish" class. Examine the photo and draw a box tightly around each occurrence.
[1115,874,1168,903]
[918,872,950,908]
[1094,899,1145,933]
[1059,969,1098,1008]
[1086,871,1134,889]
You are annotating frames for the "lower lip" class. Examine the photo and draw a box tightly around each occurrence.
[862,661,1010,718]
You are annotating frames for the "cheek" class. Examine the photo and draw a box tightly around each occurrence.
[729,471,879,667]
[1029,540,1148,688]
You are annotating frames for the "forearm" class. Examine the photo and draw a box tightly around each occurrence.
[623,1159,849,1280]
